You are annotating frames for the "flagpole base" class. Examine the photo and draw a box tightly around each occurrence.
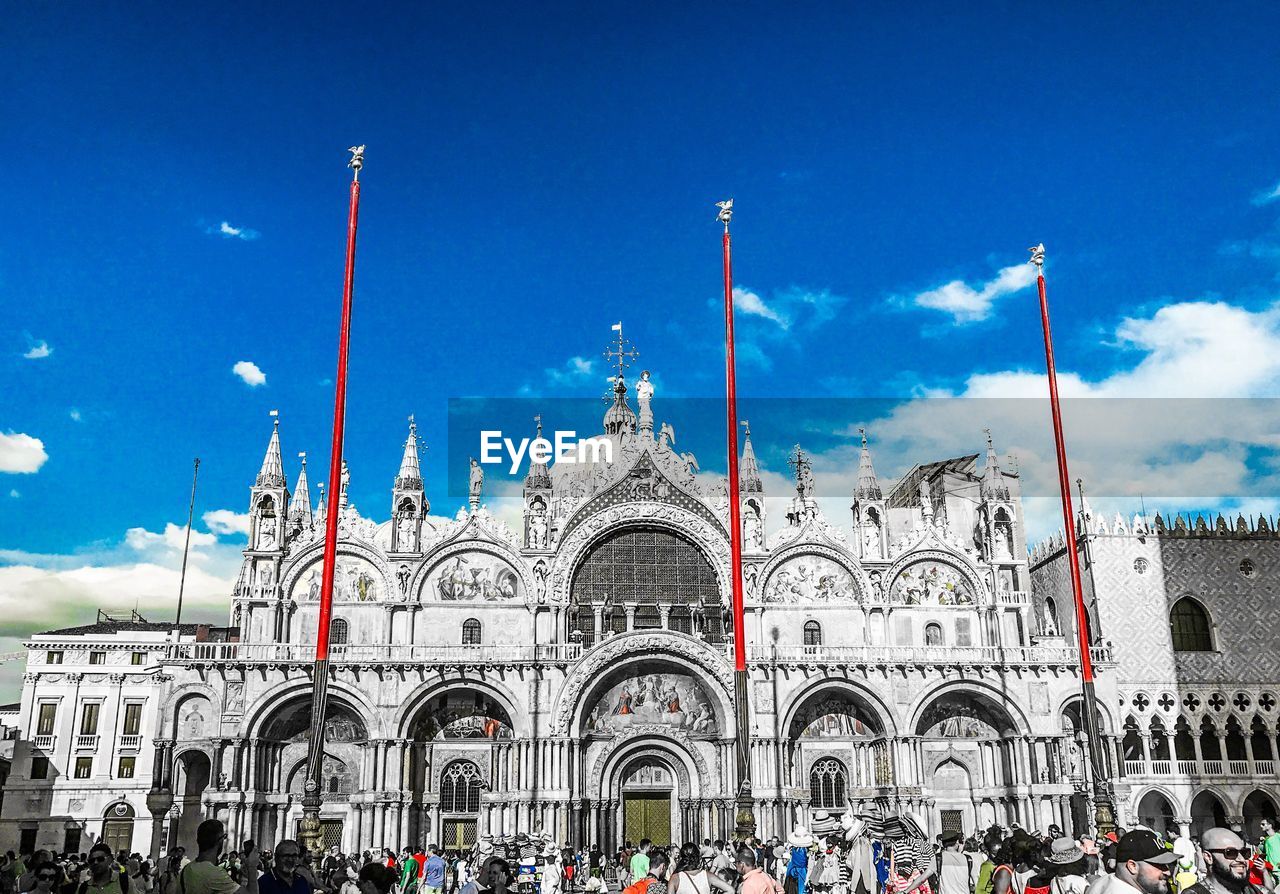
[735,789,757,840]
[299,787,324,859]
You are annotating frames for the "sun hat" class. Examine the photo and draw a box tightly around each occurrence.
[1044,838,1084,865]
[788,826,816,848]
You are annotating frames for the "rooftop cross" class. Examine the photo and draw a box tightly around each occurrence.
[603,321,639,384]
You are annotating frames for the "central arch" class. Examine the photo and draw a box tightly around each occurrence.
[591,730,705,849]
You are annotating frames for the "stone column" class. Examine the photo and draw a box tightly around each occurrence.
[383,606,396,644]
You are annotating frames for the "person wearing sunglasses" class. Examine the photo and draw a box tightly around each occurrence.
[31,867,61,894]
[1185,828,1264,894]
[256,842,307,894]
[1112,830,1178,894]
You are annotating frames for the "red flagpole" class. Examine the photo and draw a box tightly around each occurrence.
[1031,244,1116,835]
[719,199,755,837]
[301,145,364,856]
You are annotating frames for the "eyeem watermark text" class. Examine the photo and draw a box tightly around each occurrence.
[480,430,613,474]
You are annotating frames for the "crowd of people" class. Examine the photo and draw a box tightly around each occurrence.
[2,815,1279,894]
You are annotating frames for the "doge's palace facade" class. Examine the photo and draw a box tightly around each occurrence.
[3,365,1125,856]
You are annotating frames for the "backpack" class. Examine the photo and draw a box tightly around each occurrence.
[935,853,973,894]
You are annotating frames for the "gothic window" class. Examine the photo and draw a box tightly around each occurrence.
[440,761,484,814]
[924,622,944,646]
[803,620,822,647]
[462,619,482,646]
[1170,597,1213,652]
[330,619,349,646]
[570,528,723,641]
[809,757,847,809]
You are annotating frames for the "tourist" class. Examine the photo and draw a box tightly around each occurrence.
[169,819,259,894]
[1258,822,1280,889]
[937,832,978,894]
[28,865,59,894]
[784,829,815,894]
[78,844,126,894]
[886,854,935,894]
[462,858,511,894]
[1106,830,1177,894]
[358,865,397,894]
[975,833,1002,894]
[991,837,1035,894]
[668,843,732,894]
[19,851,55,893]
[400,850,420,894]
[1184,828,1265,894]
[623,850,669,894]
[423,848,446,894]
[1042,838,1089,894]
[254,840,308,894]
[630,843,652,889]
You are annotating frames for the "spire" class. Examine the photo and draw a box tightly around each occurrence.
[980,429,1010,501]
[289,452,313,521]
[395,416,423,491]
[854,428,883,502]
[603,375,637,436]
[256,411,286,488]
[739,421,762,494]
[525,414,552,490]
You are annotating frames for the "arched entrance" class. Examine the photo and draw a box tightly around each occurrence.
[1243,790,1278,840]
[101,802,135,856]
[1191,791,1227,840]
[1137,791,1176,839]
[172,750,210,850]
[620,756,676,846]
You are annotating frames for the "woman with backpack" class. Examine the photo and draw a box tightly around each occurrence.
[668,844,733,894]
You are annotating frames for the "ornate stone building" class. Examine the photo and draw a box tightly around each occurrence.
[1031,510,1280,843]
[6,359,1216,856]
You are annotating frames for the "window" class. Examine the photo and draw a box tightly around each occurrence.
[46,651,63,665]
[809,757,847,809]
[440,761,484,814]
[117,756,135,779]
[74,757,92,779]
[461,619,482,646]
[1134,558,1149,575]
[36,703,57,736]
[80,703,100,736]
[1240,559,1256,579]
[30,756,49,780]
[89,651,106,665]
[330,618,349,646]
[925,622,944,646]
[131,652,147,666]
[633,605,660,630]
[122,703,143,736]
[803,620,822,647]
[1170,598,1213,652]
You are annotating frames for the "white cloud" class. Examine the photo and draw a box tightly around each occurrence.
[208,220,261,241]
[906,261,1037,323]
[69,408,82,422]
[0,432,48,473]
[8,489,18,498]
[522,356,600,394]
[734,287,789,328]
[1253,182,1280,205]
[232,360,267,387]
[124,522,218,557]
[202,509,251,537]
[22,339,52,360]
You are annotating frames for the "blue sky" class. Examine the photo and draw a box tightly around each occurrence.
[3,2,1280,696]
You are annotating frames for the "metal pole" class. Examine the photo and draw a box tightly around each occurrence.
[718,199,755,838]
[174,457,200,628]
[1029,244,1116,836]
[300,146,364,857]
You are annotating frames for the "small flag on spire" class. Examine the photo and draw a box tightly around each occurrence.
[611,322,622,332]
[269,409,279,418]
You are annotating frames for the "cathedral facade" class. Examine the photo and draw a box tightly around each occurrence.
[6,370,1216,857]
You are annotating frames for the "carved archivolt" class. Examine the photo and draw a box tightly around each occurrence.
[588,727,707,796]
[552,632,734,736]
[550,502,731,607]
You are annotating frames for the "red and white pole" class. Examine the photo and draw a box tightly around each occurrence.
[719,199,755,836]
[302,146,364,855]
[1031,243,1116,835]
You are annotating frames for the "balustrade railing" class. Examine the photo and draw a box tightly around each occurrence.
[168,641,584,663]
[75,734,99,750]
[119,734,143,749]
[33,734,54,750]
[1228,759,1250,775]
[1203,759,1224,775]
[1256,760,1276,776]
[1124,757,1274,778]
[750,643,1113,665]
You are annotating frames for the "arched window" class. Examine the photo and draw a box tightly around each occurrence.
[803,620,822,647]
[330,618,349,645]
[440,761,484,814]
[809,757,847,809]
[461,619,482,646]
[924,622,944,646]
[1170,598,1213,651]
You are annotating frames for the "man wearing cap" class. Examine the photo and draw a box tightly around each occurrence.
[938,832,978,894]
[1106,831,1177,894]
[1184,828,1266,894]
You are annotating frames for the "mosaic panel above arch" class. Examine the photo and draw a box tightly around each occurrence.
[409,690,514,741]
[763,554,859,604]
[889,559,977,605]
[585,667,719,737]
[263,699,369,744]
[425,552,522,602]
[291,554,386,604]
